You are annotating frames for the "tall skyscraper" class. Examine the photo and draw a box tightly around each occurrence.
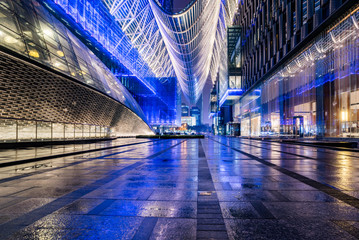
[181,103,189,117]
[190,107,201,126]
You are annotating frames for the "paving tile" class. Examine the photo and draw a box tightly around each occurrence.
[149,218,196,240]
[197,230,228,239]
[0,137,359,239]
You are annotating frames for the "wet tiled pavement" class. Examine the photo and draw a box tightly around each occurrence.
[1,137,359,239]
[0,139,149,165]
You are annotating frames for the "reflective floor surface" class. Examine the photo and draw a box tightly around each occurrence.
[1,137,359,239]
[0,139,149,165]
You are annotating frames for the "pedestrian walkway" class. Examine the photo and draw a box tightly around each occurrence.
[0,137,359,239]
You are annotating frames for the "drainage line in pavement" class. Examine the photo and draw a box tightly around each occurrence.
[210,138,359,210]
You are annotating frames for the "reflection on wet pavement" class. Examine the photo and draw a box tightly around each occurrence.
[1,137,359,239]
[0,139,149,165]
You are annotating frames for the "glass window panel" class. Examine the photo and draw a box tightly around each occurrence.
[17,120,36,142]
[12,1,36,22]
[95,126,101,138]
[0,5,19,31]
[19,19,45,45]
[50,53,69,73]
[100,127,105,137]
[229,76,236,89]
[52,123,64,140]
[37,121,52,141]
[0,25,26,54]
[0,1,13,10]
[77,58,90,73]
[0,119,16,142]
[47,43,65,59]
[236,76,242,88]
[38,20,56,39]
[83,125,90,138]
[83,73,96,86]
[68,64,83,80]
[25,40,50,61]
[51,18,68,36]
[43,33,60,48]
[32,1,53,20]
[58,35,71,51]
[75,124,83,139]
[90,125,96,138]
[63,48,79,66]
[65,124,74,139]
[104,127,109,137]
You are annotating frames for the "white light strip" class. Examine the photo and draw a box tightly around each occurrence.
[103,0,175,78]
[103,0,238,103]
[150,0,237,103]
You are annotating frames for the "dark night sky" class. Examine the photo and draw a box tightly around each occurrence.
[173,0,192,12]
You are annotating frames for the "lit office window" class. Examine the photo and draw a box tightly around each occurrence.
[293,11,297,32]
[315,0,321,12]
[303,0,308,23]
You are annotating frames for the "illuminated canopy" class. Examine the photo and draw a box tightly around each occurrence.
[103,0,237,104]
[102,0,175,80]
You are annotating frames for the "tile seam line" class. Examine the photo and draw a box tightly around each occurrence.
[230,138,318,160]
[247,138,359,153]
[209,137,359,210]
[331,220,359,239]
[197,139,229,239]
[246,138,359,156]
[245,138,359,158]
[0,139,162,169]
[246,138,359,161]
[232,137,343,168]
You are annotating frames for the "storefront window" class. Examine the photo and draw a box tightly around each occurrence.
[237,8,359,138]
[251,115,261,136]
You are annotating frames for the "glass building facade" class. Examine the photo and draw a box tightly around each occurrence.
[45,0,180,127]
[0,0,153,142]
[41,0,159,80]
[235,5,359,138]
[0,0,145,115]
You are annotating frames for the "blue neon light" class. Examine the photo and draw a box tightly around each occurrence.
[42,0,157,89]
[219,89,244,107]
[41,0,179,126]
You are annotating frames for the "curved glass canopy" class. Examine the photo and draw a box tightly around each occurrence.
[104,0,237,104]
[151,0,237,103]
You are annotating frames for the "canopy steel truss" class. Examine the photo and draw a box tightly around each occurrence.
[104,0,238,104]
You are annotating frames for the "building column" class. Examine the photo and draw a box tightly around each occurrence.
[279,78,285,135]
